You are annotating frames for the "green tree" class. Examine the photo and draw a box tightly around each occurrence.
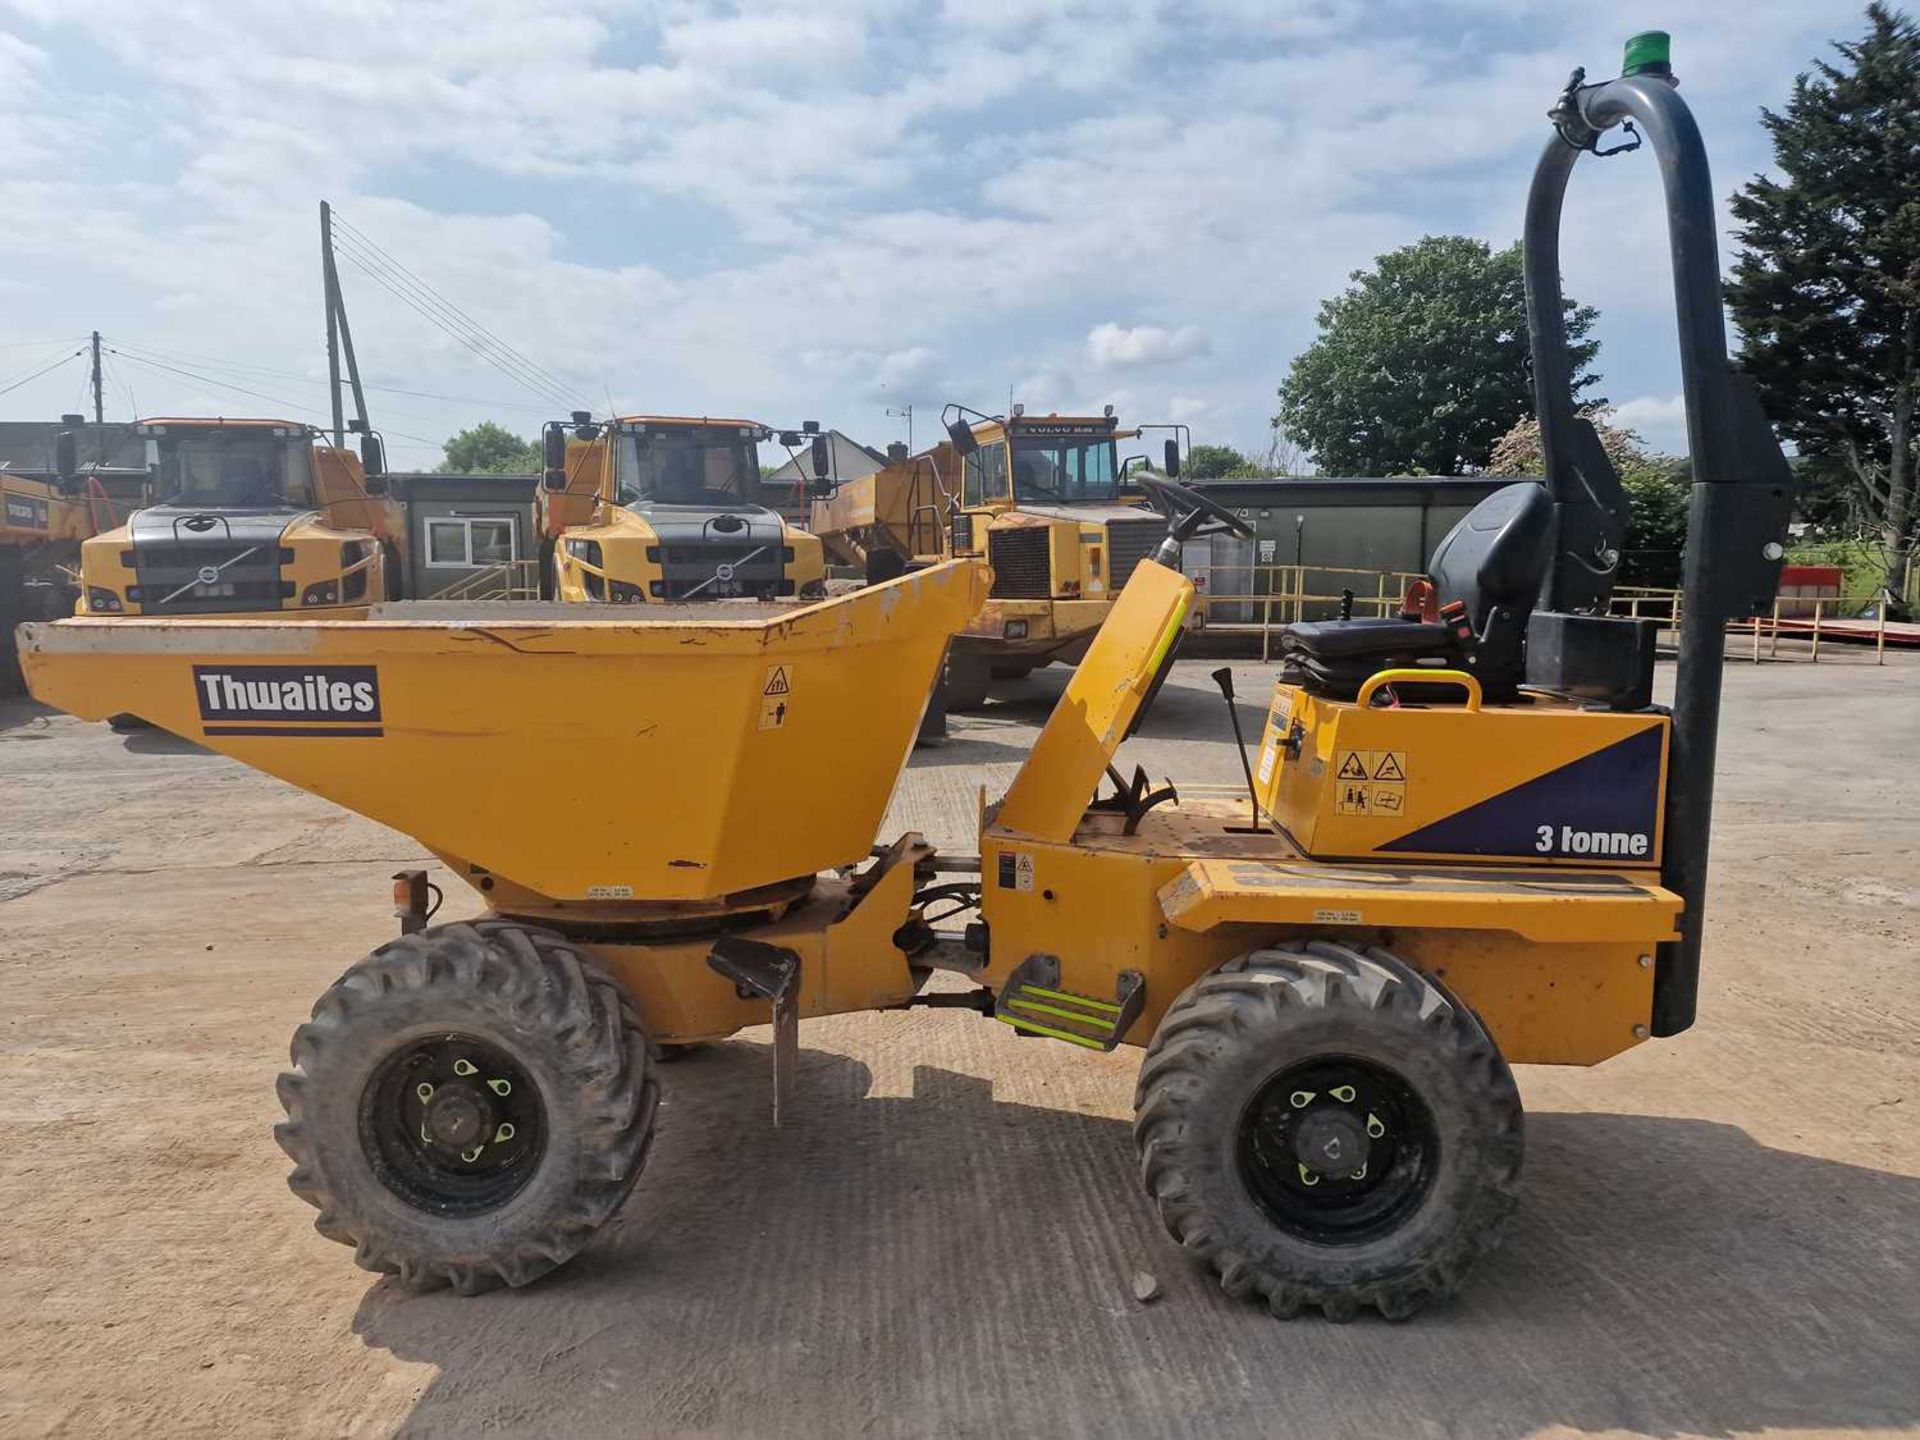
[1183,443,1262,479]
[1726,4,1920,604]
[438,421,541,476]
[1488,408,1690,588]
[1275,235,1600,476]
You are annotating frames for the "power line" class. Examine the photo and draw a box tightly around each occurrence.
[107,336,556,415]
[110,350,448,449]
[109,338,509,433]
[109,349,329,421]
[100,352,138,418]
[0,347,85,399]
[328,211,588,409]
[327,232,582,415]
[328,236,578,413]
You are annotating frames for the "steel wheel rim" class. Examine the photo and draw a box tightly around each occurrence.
[360,1033,547,1216]
[1236,1055,1439,1245]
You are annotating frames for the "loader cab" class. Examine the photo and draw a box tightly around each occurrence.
[549,415,826,604]
[75,419,400,618]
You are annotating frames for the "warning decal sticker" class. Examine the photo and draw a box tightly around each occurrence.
[1334,750,1409,818]
[760,665,793,729]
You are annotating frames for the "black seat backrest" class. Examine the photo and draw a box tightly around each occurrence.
[1426,482,1553,698]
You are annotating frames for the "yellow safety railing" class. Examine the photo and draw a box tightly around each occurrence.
[1193,563,1425,662]
[1193,565,1902,667]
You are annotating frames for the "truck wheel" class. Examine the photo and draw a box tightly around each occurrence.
[944,651,992,711]
[1133,941,1523,1320]
[275,920,658,1294]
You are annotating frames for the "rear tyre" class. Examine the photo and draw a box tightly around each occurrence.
[865,549,907,586]
[1133,941,1523,1320]
[943,650,992,711]
[275,919,658,1294]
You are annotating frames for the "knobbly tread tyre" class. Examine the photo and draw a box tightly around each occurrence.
[274,919,658,1295]
[1133,941,1524,1320]
[943,651,992,711]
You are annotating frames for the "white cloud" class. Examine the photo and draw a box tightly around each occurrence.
[1087,323,1211,370]
[0,0,1851,466]
[1610,395,1690,454]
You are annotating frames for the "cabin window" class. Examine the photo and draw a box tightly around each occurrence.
[963,441,1009,508]
[426,516,517,567]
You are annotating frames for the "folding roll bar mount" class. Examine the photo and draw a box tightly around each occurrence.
[1522,32,1795,1036]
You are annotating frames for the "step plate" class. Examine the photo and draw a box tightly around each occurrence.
[994,954,1144,1051]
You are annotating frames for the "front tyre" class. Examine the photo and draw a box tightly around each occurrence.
[1133,942,1523,1320]
[275,920,658,1294]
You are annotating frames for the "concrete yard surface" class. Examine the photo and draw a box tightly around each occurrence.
[1,655,1916,1438]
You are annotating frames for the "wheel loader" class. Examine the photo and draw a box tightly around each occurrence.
[16,35,1793,1318]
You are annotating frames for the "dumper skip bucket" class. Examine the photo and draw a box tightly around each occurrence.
[19,560,987,905]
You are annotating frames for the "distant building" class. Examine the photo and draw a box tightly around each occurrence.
[760,431,888,523]
[1187,475,1531,621]
[385,472,539,598]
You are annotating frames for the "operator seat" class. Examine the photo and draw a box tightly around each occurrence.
[1278,482,1554,702]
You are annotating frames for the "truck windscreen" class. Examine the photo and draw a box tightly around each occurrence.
[621,432,758,507]
[158,434,311,508]
[1011,436,1118,504]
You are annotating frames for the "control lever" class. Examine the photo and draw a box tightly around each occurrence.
[1210,667,1261,828]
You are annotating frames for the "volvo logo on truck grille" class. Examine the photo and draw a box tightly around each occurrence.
[192,665,383,736]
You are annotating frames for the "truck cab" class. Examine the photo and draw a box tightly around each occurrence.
[811,408,1177,704]
[546,415,825,603]
[75,419,402,618]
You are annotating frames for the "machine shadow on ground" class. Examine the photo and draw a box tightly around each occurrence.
[0,697,59,736]
[351,1041,1920,1439]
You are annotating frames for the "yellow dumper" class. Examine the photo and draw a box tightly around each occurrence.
[15,36,1791,1318]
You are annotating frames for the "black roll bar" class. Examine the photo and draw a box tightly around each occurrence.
[1522,47,1793,1036]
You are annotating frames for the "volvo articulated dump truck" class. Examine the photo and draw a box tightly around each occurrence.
[74,417,401,619]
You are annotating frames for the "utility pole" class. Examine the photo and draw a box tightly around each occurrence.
[322,202,344,446]
[89,330,103,425]
[318,201,370,447]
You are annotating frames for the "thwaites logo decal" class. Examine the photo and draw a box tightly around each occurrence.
[193,665,383,737]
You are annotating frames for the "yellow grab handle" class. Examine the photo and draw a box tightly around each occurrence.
[1355,668,1483,711]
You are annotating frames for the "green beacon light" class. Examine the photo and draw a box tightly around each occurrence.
[1621,30,1673,79]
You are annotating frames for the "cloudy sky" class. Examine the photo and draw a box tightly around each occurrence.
[0,0,1859,470]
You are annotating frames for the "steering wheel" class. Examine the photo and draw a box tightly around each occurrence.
[1138,476,1255,544]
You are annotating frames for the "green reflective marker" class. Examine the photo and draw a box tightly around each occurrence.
[1622,31,1672,79]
